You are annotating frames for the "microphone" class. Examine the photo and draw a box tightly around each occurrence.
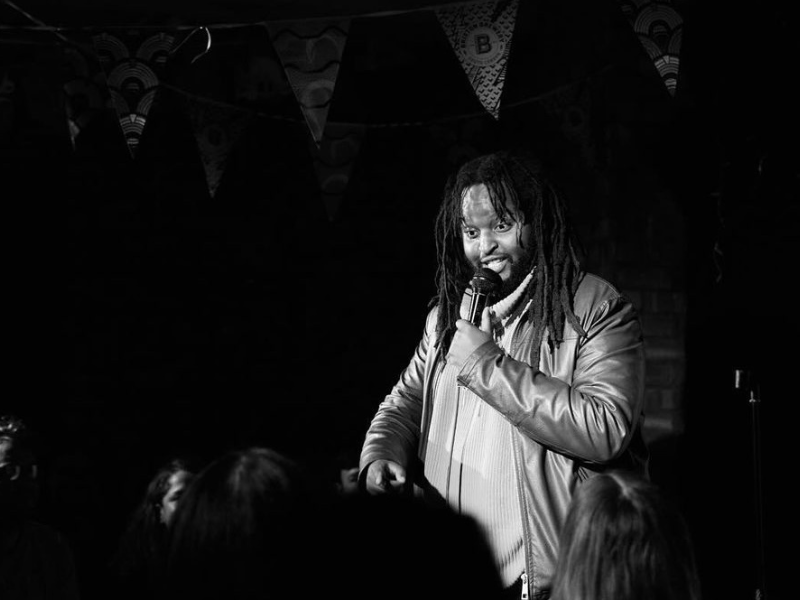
[467,268,502,326]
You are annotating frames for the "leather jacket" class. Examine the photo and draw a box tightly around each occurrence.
[360,273,648,598]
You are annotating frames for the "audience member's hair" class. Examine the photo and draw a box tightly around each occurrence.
[110,456,198,598]
[320,493,504,600]
[162,446,322,600]
[550,469,702,600]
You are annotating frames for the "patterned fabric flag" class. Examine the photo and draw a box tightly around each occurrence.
[61,44,111,150]
[539,80,598,171]
[0,71,16,139]
[435,0,519,119]
[309,122,365,221]
[429,118,489,170]
[618,0,683,96]
[265,19,350,146]
[91,31,175,157]
[184,96,250,198]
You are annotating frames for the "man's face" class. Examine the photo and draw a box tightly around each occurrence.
[0,436,38,522]
[461,184,534,299]
[0,437,10,464]
[338,467,359,495]
[0,437,36,484]
[0,437,13,483]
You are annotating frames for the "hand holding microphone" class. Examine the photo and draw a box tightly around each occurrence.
[466,267,503,326]
[447,268,502,366]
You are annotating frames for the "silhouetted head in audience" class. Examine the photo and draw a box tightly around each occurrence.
[0,415,82,600]
[329,443,360,496]
[110,455,199,596]
[0,415,40,530]
[550,469,702,600]
[163,446,321,600]
[320,492,504,599]
[153,457,195,526]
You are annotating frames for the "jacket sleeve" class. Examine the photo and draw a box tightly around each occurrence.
[456,293,645,464]
[359,308,436,475]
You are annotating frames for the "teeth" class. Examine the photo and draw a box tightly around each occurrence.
[483,259,506,272]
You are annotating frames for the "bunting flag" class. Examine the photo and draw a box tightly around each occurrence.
[91,31,175,157]
[618,0,683,96]
[429,118,489,169]
[435,0,519,120]
[3,46,67,146]
[184,96,250,198]
[265,19,350,147]
[309,122,365,221]
[0,71,15,139]
[539,81,598,171]
[61,44,111,150]
[233,54,293,106]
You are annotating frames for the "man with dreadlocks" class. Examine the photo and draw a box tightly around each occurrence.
[358,150,648,600]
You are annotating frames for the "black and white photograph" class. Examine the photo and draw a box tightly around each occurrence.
[2,1,796,599]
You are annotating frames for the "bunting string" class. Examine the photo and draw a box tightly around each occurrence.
[2,0,680,219]
[170,26,212,65]
[161,63,614,130]
[3,0,502,33]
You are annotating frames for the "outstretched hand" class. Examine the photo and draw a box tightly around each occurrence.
[446,307,493,368]
[365,459,407,495]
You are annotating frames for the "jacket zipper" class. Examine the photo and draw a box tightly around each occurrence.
[445,384,461,506]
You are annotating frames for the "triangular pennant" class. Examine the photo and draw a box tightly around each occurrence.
[3,46,66,146]
[0,72,15,140]
[60,44,111,151]
[184,96,249,198]
[539,81,598,171]
[429,118,489,169]
[308,122,365,221]
[618,0,683,96]
[91,31,175,157]
[265,19,350,146]
[435,0,519,120]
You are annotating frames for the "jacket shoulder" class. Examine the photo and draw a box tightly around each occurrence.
[572,272,640,325]
[574,272,626,308]
[424,304,439,334]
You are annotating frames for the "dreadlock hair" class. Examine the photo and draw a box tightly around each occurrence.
[432,150,587,367]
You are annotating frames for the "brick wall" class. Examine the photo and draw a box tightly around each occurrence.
[579,189,687,447]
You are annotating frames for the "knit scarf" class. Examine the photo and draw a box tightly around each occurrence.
[488,267,536,341]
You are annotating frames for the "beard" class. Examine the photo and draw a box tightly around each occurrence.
[496,251,535,300]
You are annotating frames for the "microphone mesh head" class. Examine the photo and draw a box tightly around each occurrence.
[470,268,502,294]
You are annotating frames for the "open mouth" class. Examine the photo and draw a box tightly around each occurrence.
[481,257,508,273]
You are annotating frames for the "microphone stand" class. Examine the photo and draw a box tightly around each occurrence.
[736,369,766,600]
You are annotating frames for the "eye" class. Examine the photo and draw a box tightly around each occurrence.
[462,226,479,240]
[496,220,514,233]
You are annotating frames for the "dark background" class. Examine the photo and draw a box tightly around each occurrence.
[2,1,797,599]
